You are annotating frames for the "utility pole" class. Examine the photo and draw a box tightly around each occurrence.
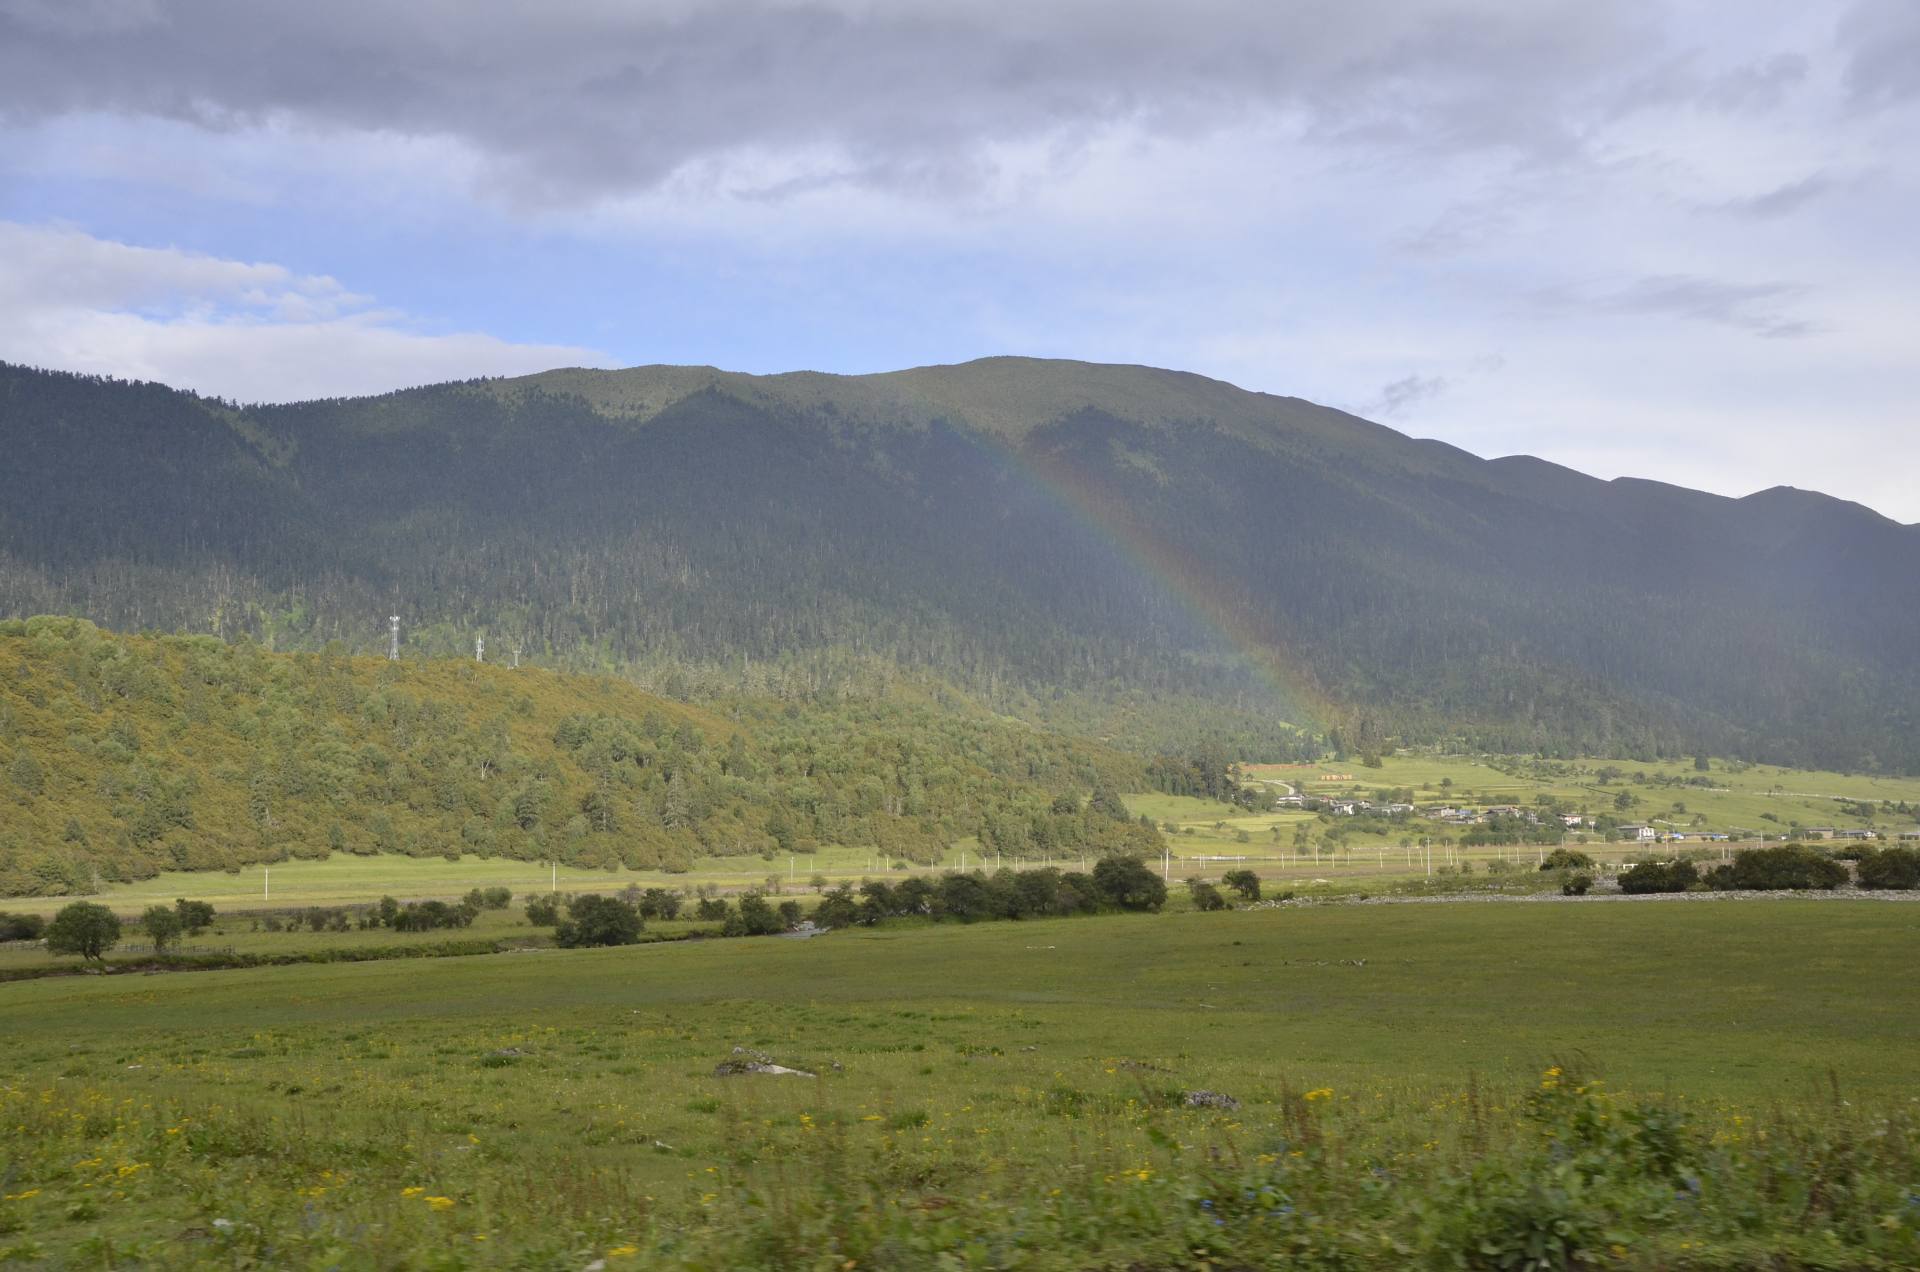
[264,864,270,900]
[388,615,400,661]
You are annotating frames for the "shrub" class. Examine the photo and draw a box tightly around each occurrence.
[1855,846,1920,890]
[140,904,184,953]
[1711,844,1847,891]
[1541,848,1594,871]
[0,911,46,941]
[45,902,121,961]
[735,891,785,936]
[173,899,216,933]
[523,895,562,926]
[816,884,861,928]
[388,900,475,932]
[694,897,731,923]
[465,886,513,910]
[1092,855,1167,912]
[1187,880,1230,911]
[1561,873,1592,896]
[1619,859,1699,894]
[636,888,682,920]
[1221,868,1261,900]
[554,894,642,947]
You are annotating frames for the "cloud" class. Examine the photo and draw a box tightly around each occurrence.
[1536,274,1818,339]
[1840,0,1920,110]
[0,0,1700,206]
[1364,374,1451,418]
[0,222,607,401]
[1716,172,1837,219]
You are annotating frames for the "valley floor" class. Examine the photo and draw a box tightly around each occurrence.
[3,901,1917,1268]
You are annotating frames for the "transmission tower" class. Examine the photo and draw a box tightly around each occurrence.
[388,615,400,661]
[475,636,485,663]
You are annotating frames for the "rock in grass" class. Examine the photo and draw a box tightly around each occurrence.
[713,1046,817,1078]
[1184,1090,1240,1111]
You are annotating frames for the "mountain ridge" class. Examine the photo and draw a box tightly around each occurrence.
[2,356,1914,771]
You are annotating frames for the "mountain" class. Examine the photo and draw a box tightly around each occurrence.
[2,357,1915,771]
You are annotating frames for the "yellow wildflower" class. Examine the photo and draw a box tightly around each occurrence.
[426,1196,455,1211]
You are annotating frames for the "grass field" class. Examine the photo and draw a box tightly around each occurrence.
[3,901,1918,1267]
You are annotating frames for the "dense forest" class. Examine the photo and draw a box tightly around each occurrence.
[0,619,1163,897]
[2,357,1915,771]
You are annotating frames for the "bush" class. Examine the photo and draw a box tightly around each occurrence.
[1709,844,1847,891]
[815,884,861,928]
[465,886,513,910]
[390,900,476,931]
[554,894,642,947]
[45,902,121,961]
[523,895,562,926]
[1541,848,1594,871]
[1092,855,1167,912]
[735,891,785,936]
[1221,868,1261,900]
[636,888,682,920]
[1619,859,1699,894]
[0,911,46,941]
[173,899,216,933]
[1560,873,1592,896]
[694,897,731,923]
[1187,880,1230,911]
[140,904,184,953]
[1856,846,1920,890]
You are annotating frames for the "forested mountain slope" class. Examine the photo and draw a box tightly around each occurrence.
[0,618,1158,896]
[1,358,1915,771]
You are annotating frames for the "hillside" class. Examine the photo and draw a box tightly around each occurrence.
[2,357,1916,770]
[0,618,1158,897]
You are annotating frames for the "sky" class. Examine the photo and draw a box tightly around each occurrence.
[1,0,1915,520]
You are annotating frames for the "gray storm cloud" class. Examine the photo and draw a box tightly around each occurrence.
[0,0,1824,202]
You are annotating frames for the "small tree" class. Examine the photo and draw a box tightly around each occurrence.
[1187,879,1230,911]
[0,911,47,941]
[554,894,642,948]
[140,905,184,954]
[636,888,683,920]
[46,902,121,961]
[1221,869,1262,901]
[736,891,784,936]
[174,899,216,934]
[523,895,562,926]
[1092,855,1167,912]
[1857,846,1920,890]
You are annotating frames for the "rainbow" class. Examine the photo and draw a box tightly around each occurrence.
[972,426,1328,725]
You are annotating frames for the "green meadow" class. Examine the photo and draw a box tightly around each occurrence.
[4,900,1918,1268]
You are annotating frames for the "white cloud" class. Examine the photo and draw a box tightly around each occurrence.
[0,221,608,401]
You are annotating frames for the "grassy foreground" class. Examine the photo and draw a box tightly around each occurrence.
[3,902,1918,1268]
